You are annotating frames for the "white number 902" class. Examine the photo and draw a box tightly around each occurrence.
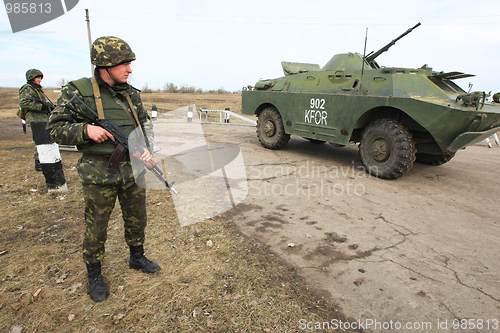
[310,98,325,109]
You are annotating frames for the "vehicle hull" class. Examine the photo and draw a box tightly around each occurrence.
[242,90,500,153]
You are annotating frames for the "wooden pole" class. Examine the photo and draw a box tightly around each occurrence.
[85,9,94,76]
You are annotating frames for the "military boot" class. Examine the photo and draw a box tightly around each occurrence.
[86,263,109,302]
[129,245,161,273]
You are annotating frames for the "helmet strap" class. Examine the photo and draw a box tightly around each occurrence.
[105,68,120,86]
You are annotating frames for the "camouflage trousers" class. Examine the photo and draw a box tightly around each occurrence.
[82,182,147,264]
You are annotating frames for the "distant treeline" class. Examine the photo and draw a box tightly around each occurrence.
[142,82,241,94]
[57,78,241,94]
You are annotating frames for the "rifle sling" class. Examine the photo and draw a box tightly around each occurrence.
[34,89,43,102]
[113,94,141,129]
[89,80,144,168]
[90,78,141,128]
[108,94,145,169]
[40,89,54,106]
[91,77,105,120]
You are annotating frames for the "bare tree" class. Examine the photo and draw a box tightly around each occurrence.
[142,83,152,93]
[163,82,178,93]
[58,77,69,87]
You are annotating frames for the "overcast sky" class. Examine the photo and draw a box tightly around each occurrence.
[1,0,499,94]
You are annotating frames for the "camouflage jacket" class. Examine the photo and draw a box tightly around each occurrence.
[47,77,154,186]
[19,82,49,124]
[48,77,153,151]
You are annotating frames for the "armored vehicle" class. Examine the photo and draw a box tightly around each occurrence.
[241,23,500,179]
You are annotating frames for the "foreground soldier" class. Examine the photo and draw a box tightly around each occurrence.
[48,36,160,302]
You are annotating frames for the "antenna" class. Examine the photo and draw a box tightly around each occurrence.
[361,27,368,76]
[85,9,94,76]
[359,28,368,94]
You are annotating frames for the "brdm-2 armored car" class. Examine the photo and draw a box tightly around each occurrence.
[241,23,500,179]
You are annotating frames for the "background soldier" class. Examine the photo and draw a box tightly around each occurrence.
[47,36,159,302]
[19,69,68,192]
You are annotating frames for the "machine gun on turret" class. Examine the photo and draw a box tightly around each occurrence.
[365,22,421,69]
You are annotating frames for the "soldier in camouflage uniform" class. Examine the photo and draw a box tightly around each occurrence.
[20,69,68,192]
[47,36,160,302]
[19,69,53,170]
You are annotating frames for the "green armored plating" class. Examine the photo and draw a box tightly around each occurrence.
[242,23,500,179]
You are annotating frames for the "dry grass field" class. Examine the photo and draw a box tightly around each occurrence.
[0,87,348,332]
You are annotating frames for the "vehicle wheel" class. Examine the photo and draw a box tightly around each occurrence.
[307,138,326,144]
[415,152,455,166]
[359,119,416,179]
[257,107,290,150]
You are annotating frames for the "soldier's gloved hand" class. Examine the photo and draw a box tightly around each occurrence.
[41,101,55,112]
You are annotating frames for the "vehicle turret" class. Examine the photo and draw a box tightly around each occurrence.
[322,53,365,71]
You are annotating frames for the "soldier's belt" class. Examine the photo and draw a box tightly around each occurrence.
[82,153,130,165]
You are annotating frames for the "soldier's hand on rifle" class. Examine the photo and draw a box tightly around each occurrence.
[139,148,153,164]
[131,147,154,169]
[87,124,115,143]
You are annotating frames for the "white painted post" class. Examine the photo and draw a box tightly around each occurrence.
[187,105,193,122]
[151,105,158,121]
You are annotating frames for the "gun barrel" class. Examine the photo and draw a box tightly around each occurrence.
[365,22,421,65]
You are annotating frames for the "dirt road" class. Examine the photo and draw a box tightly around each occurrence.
[205,123,500,332]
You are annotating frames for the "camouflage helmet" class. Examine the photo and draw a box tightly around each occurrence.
[26,68,43,81]
[91,36,136,67]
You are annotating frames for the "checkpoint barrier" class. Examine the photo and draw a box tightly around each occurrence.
[199,108,256,126]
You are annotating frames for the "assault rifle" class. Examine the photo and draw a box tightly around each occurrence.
[63,94,178,194]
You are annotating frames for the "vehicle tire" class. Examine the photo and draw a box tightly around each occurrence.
[415,152,455,166]
[257,107,290,150]
[359,119,416,179]
[307,138,326,144]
